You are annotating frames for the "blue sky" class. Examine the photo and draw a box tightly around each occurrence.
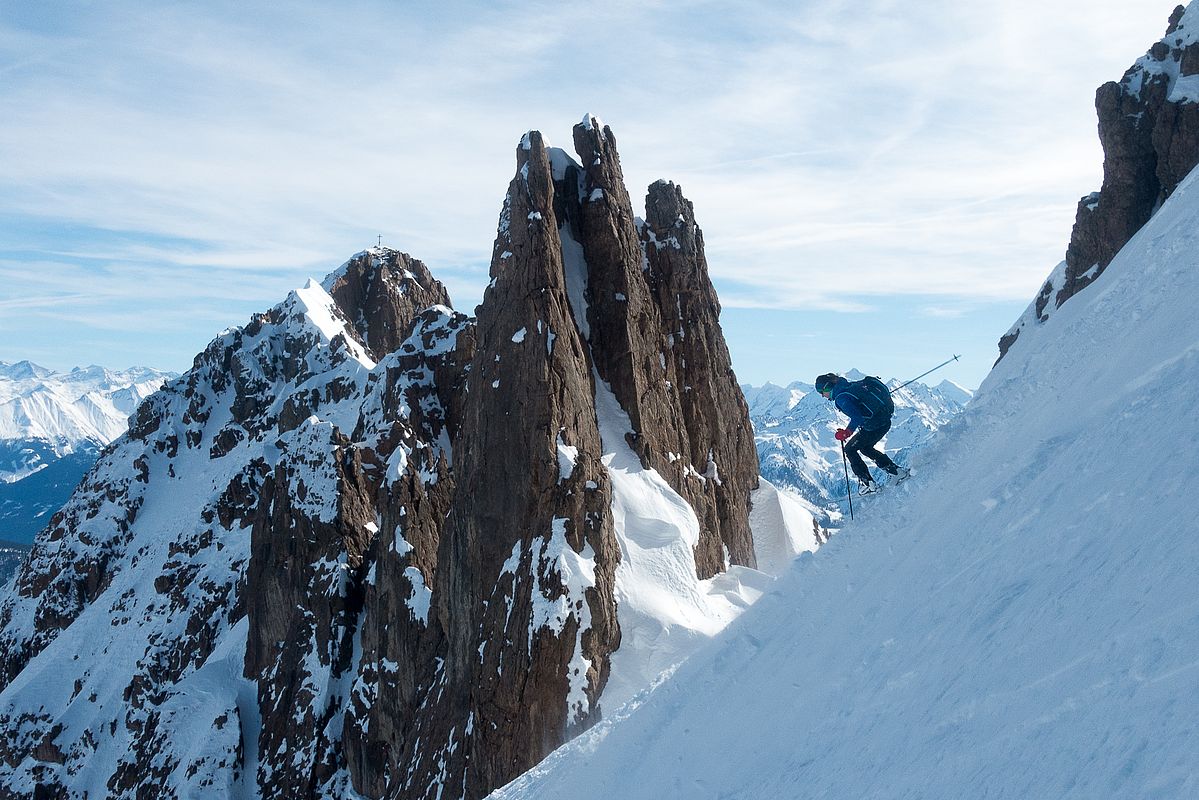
[0,0,1182,389]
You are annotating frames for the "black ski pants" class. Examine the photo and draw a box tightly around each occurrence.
[844,424,897,484]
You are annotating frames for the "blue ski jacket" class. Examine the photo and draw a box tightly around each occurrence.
[829,377,891,433]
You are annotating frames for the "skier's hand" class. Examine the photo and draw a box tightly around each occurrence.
[835,428,851,442]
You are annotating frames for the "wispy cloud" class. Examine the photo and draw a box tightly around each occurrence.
[0,0,1182,380]
[0,292,97,311]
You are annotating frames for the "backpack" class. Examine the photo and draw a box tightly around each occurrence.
[846,376,894,424]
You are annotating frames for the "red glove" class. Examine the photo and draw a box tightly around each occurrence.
[835,428,851,442]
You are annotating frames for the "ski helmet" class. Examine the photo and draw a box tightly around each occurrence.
[815,373,839,394]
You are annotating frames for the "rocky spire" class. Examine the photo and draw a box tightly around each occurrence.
[394,130,622,799]
[639,178,759,574]
[569,115,759,577]
[336,121,762,797]
[999,4,1199,359]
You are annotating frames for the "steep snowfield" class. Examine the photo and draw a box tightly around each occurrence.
[592,376,818,714]
[490,166,1199,796]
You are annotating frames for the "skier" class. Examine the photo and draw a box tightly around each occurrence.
[815,372,911,494]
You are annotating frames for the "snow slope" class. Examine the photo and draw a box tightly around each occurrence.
[490,154,1199,797]
[592,376,818,714]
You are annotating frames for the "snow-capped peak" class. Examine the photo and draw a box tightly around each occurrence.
[290,279,376,370]
[933,379,974,405]
[1123,4,1199,103]
[0,361,52,381]
[580,112,606,133]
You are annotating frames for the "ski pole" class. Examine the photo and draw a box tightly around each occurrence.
[841,441,854,521]
[892,354,961,393]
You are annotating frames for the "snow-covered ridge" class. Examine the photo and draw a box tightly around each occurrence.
[1,120,822,798]
[0,361,175,482]
[0,267,469,796]
[0,244,803,796]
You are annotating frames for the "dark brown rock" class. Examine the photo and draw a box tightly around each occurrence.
[340,307,474,797]
[324,249,453,361]
[209,426,245,459]
[640,179,759,574]
[999,5,1199,360]
[245,423,378,797]
[568,118,759,577]
[394,131,622,799]
[1167,4,1186,36]
[570,120,687,467]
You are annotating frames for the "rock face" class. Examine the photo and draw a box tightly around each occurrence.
[999,4,1199,359]
[0,119,768,800]
[323,250,453,360]
[568,119,758,578]
[393,130,624,799]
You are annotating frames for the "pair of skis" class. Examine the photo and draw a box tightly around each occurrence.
[840,457,911,519]
[859,467,911,496]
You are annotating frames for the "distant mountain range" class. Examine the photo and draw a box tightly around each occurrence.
[742,370,972,520]
[0,362,174,558]
[0,361,173,482]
